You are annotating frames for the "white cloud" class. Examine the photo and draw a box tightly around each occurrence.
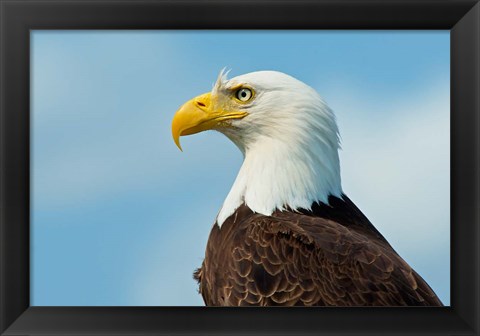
[332,79,450,304]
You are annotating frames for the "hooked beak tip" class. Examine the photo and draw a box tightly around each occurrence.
[173,133,183,152]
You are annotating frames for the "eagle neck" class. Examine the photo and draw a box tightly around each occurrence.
[216,135,342,227]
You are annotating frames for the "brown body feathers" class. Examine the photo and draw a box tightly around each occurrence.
[194,195,442,306]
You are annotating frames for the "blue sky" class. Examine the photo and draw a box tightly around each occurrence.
[31,31,450,306]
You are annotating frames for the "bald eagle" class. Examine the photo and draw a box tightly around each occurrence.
[171,70,443,306]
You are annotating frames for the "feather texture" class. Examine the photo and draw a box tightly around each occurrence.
[194,195,443,306]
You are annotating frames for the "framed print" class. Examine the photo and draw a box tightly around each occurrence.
[1,0,479,335]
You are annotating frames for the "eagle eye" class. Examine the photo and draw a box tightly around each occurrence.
[235,88,253,102]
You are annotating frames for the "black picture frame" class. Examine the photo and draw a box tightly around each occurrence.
[1,0,479,335]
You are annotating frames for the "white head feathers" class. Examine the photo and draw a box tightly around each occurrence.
[213,70,343,226]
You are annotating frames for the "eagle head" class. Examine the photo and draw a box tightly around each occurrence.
[172,70,342,225]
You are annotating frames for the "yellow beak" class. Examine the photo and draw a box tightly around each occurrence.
[171,92,248,151]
